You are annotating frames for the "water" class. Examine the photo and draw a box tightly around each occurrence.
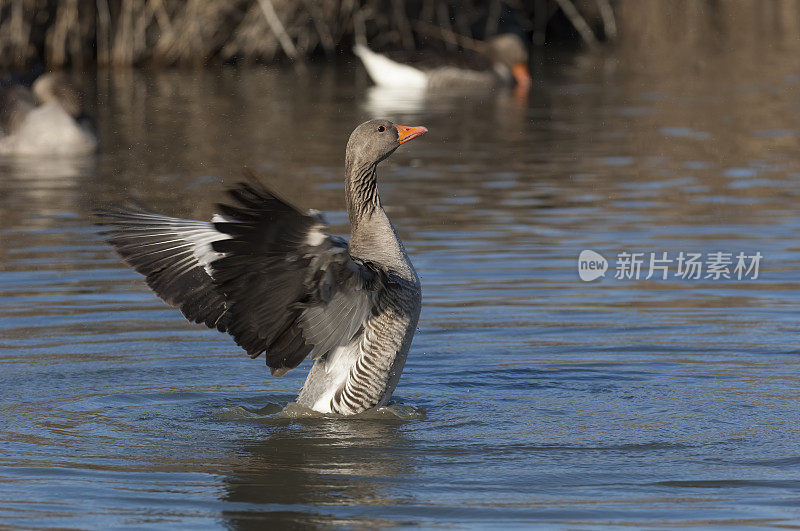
[1,51,800,528]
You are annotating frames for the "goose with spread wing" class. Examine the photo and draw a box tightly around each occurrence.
[97,119,427,415]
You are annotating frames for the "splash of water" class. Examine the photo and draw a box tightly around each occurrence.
[216,401,423,421]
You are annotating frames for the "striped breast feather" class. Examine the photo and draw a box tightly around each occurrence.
[95,205,231,331]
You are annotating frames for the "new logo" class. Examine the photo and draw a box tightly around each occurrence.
[578,250,608,282]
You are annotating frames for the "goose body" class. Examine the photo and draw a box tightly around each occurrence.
[354,34,531,91]
[0,73,97,155]
[98,119,427,415]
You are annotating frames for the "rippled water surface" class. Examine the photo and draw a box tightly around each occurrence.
[2,51,800,528]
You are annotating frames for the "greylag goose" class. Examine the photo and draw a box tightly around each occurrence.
[354,33,531,91]
[0,73,97,155]
[96,119,427,415]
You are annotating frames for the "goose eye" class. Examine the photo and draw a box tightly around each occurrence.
[377,125,386,132]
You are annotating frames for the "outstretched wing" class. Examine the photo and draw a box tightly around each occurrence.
[210,181,383,376]
[96,206,231,331]
[97,180,383,377]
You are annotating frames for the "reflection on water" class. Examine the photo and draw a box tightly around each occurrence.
[1,47,800,528]
[222,419,410,529]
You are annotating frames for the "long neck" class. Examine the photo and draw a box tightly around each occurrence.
[345,157,380,227]
[343,157,417,281]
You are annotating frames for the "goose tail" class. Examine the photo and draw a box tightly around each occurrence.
[353,44,428,89]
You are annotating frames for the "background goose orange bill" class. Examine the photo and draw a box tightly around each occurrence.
[512,63,532,88]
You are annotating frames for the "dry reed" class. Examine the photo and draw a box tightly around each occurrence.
[0,0,621,69]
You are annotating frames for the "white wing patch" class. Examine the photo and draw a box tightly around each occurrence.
[183,226,230,275]
[101,210,231,276]
[304,224,327,247]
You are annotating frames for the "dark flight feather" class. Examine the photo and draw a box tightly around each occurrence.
[210,180,382,375]
[95,206,230,331]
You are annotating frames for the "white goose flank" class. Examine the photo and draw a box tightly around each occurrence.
[97,119,427,415]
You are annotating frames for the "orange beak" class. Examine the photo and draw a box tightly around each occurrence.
[512,62,532,89]
[396,124,428,144]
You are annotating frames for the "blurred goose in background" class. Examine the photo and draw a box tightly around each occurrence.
[354,33,531,92]
[97,119,427,416]
[0,73,97,155]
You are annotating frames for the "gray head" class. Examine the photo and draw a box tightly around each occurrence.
[344,119,427,223]
[346,119,428,168]
[32,73,83,117]
[487,34,531,88]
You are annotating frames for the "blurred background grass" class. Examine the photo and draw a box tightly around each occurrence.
[1,0,798,69]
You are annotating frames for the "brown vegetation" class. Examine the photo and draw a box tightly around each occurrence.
[1,0,799,69]
[615,0,800,60]
[0,0,616,68]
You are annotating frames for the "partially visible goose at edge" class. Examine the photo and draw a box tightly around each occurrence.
[96,119,428,416]
[0,73,97,155]
[354,33,532,92]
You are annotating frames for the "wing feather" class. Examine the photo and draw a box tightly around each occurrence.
[209,180,382,375]
[95,206,231,331]
[98,179,384,377]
